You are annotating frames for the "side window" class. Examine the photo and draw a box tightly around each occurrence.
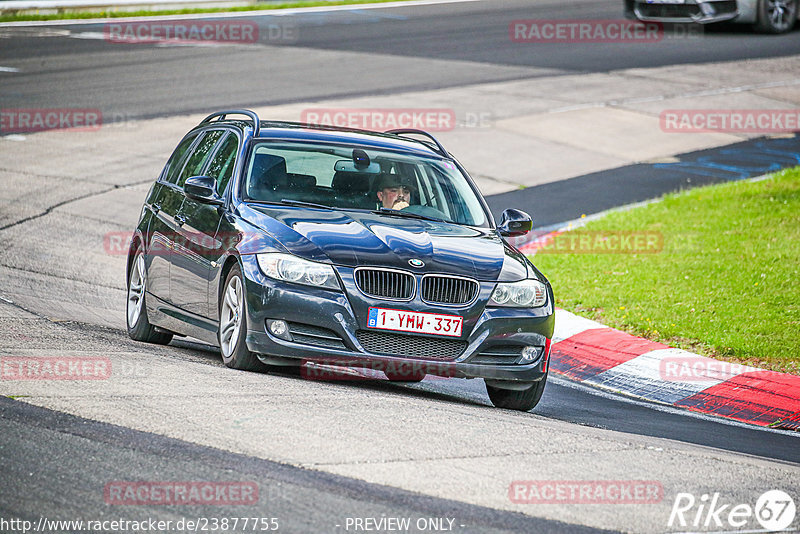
[175,130,225,188]
[162,133,198,184]
[205,134,239,195]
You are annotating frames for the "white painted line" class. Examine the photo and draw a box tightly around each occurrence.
[3,0,234,7]
[533,170,778,237]
[0,0,480,27]
[67,31,105,39]
[0,66,21,72]
[534,198,664,236]
[547,102,606,113]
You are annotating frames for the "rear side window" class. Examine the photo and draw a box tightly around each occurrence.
[205,134,239,195]
[162,133,198,184]
[175,130,225,187]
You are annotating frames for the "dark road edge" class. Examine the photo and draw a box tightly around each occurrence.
[0,395,614,534]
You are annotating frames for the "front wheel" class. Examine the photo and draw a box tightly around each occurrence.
[127,247,172,345]
[219,264,265,372]
[754,0,798,33]
[485,376,547,411]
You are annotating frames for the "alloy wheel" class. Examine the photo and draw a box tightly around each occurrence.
[766,0,796,31]
[220,275,243,358]
[127,254,146,328]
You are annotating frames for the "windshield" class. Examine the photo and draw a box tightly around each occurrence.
[243,141,489,227]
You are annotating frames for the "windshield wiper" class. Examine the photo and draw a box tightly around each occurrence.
[248,198,335,210]
[279,199,336,210]
[372,208,446,223]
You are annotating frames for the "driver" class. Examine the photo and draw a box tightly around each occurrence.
[376,174,417,210]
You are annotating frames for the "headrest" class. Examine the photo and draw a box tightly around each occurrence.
[331,171,375,192]
[375,173,416,191]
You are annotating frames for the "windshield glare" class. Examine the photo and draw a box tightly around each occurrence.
[244,142,488,227]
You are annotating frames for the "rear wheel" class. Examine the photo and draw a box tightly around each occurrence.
[755,0,798,33]
[485,375,547,412]
[126,247,173,345]
[219,265,265,372]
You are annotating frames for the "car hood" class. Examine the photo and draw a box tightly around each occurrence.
[240,204,529,281]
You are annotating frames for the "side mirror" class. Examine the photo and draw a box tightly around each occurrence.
[184,176,223,205]
[497,208,532,237]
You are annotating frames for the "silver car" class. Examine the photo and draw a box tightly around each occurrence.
[625,0,798,33]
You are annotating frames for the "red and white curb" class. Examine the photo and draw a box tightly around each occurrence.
[550,309,800,431]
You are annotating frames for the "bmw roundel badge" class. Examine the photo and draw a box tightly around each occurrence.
[408,258,425,268]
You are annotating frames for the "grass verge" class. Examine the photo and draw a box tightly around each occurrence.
[0,0,403,23]
[530,167,800,375]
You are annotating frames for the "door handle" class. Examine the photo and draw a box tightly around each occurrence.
[175,214,186,227]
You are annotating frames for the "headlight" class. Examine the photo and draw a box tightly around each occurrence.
[489,279,547,307]
[256,253,340,290]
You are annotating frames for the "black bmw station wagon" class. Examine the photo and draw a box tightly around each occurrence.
[126,110,555,411]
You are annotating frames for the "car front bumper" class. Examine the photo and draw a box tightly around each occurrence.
[239,254,554,383]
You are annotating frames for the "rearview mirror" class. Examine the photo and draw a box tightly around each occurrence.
[334,159,381,174]
[497,208,532,237]
[184,176,223,205]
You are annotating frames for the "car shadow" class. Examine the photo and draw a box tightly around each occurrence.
[166,338,490,408]
[701,21,800,35]
[270,363,492,409]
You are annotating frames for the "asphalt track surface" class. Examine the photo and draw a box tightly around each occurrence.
[1,0,800,119]
[0,396,604,534]
[1,1,799,532]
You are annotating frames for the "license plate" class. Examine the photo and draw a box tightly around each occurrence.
[367,307,463,337]
[646,0,685,4]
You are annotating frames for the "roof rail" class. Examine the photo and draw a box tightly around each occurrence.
[200,109,260,137]
[385,129,448,157]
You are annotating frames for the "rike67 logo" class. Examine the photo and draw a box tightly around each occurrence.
[668,490,796,531]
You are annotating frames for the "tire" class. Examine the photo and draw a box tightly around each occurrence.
[486,375,547,412]
[383,361,426,382]
[755,0,798,33]
[218,264,265,372]
[126,247,173,345]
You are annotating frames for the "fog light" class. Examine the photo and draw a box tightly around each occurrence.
[520,346,540,363]
[267,319,291,341]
